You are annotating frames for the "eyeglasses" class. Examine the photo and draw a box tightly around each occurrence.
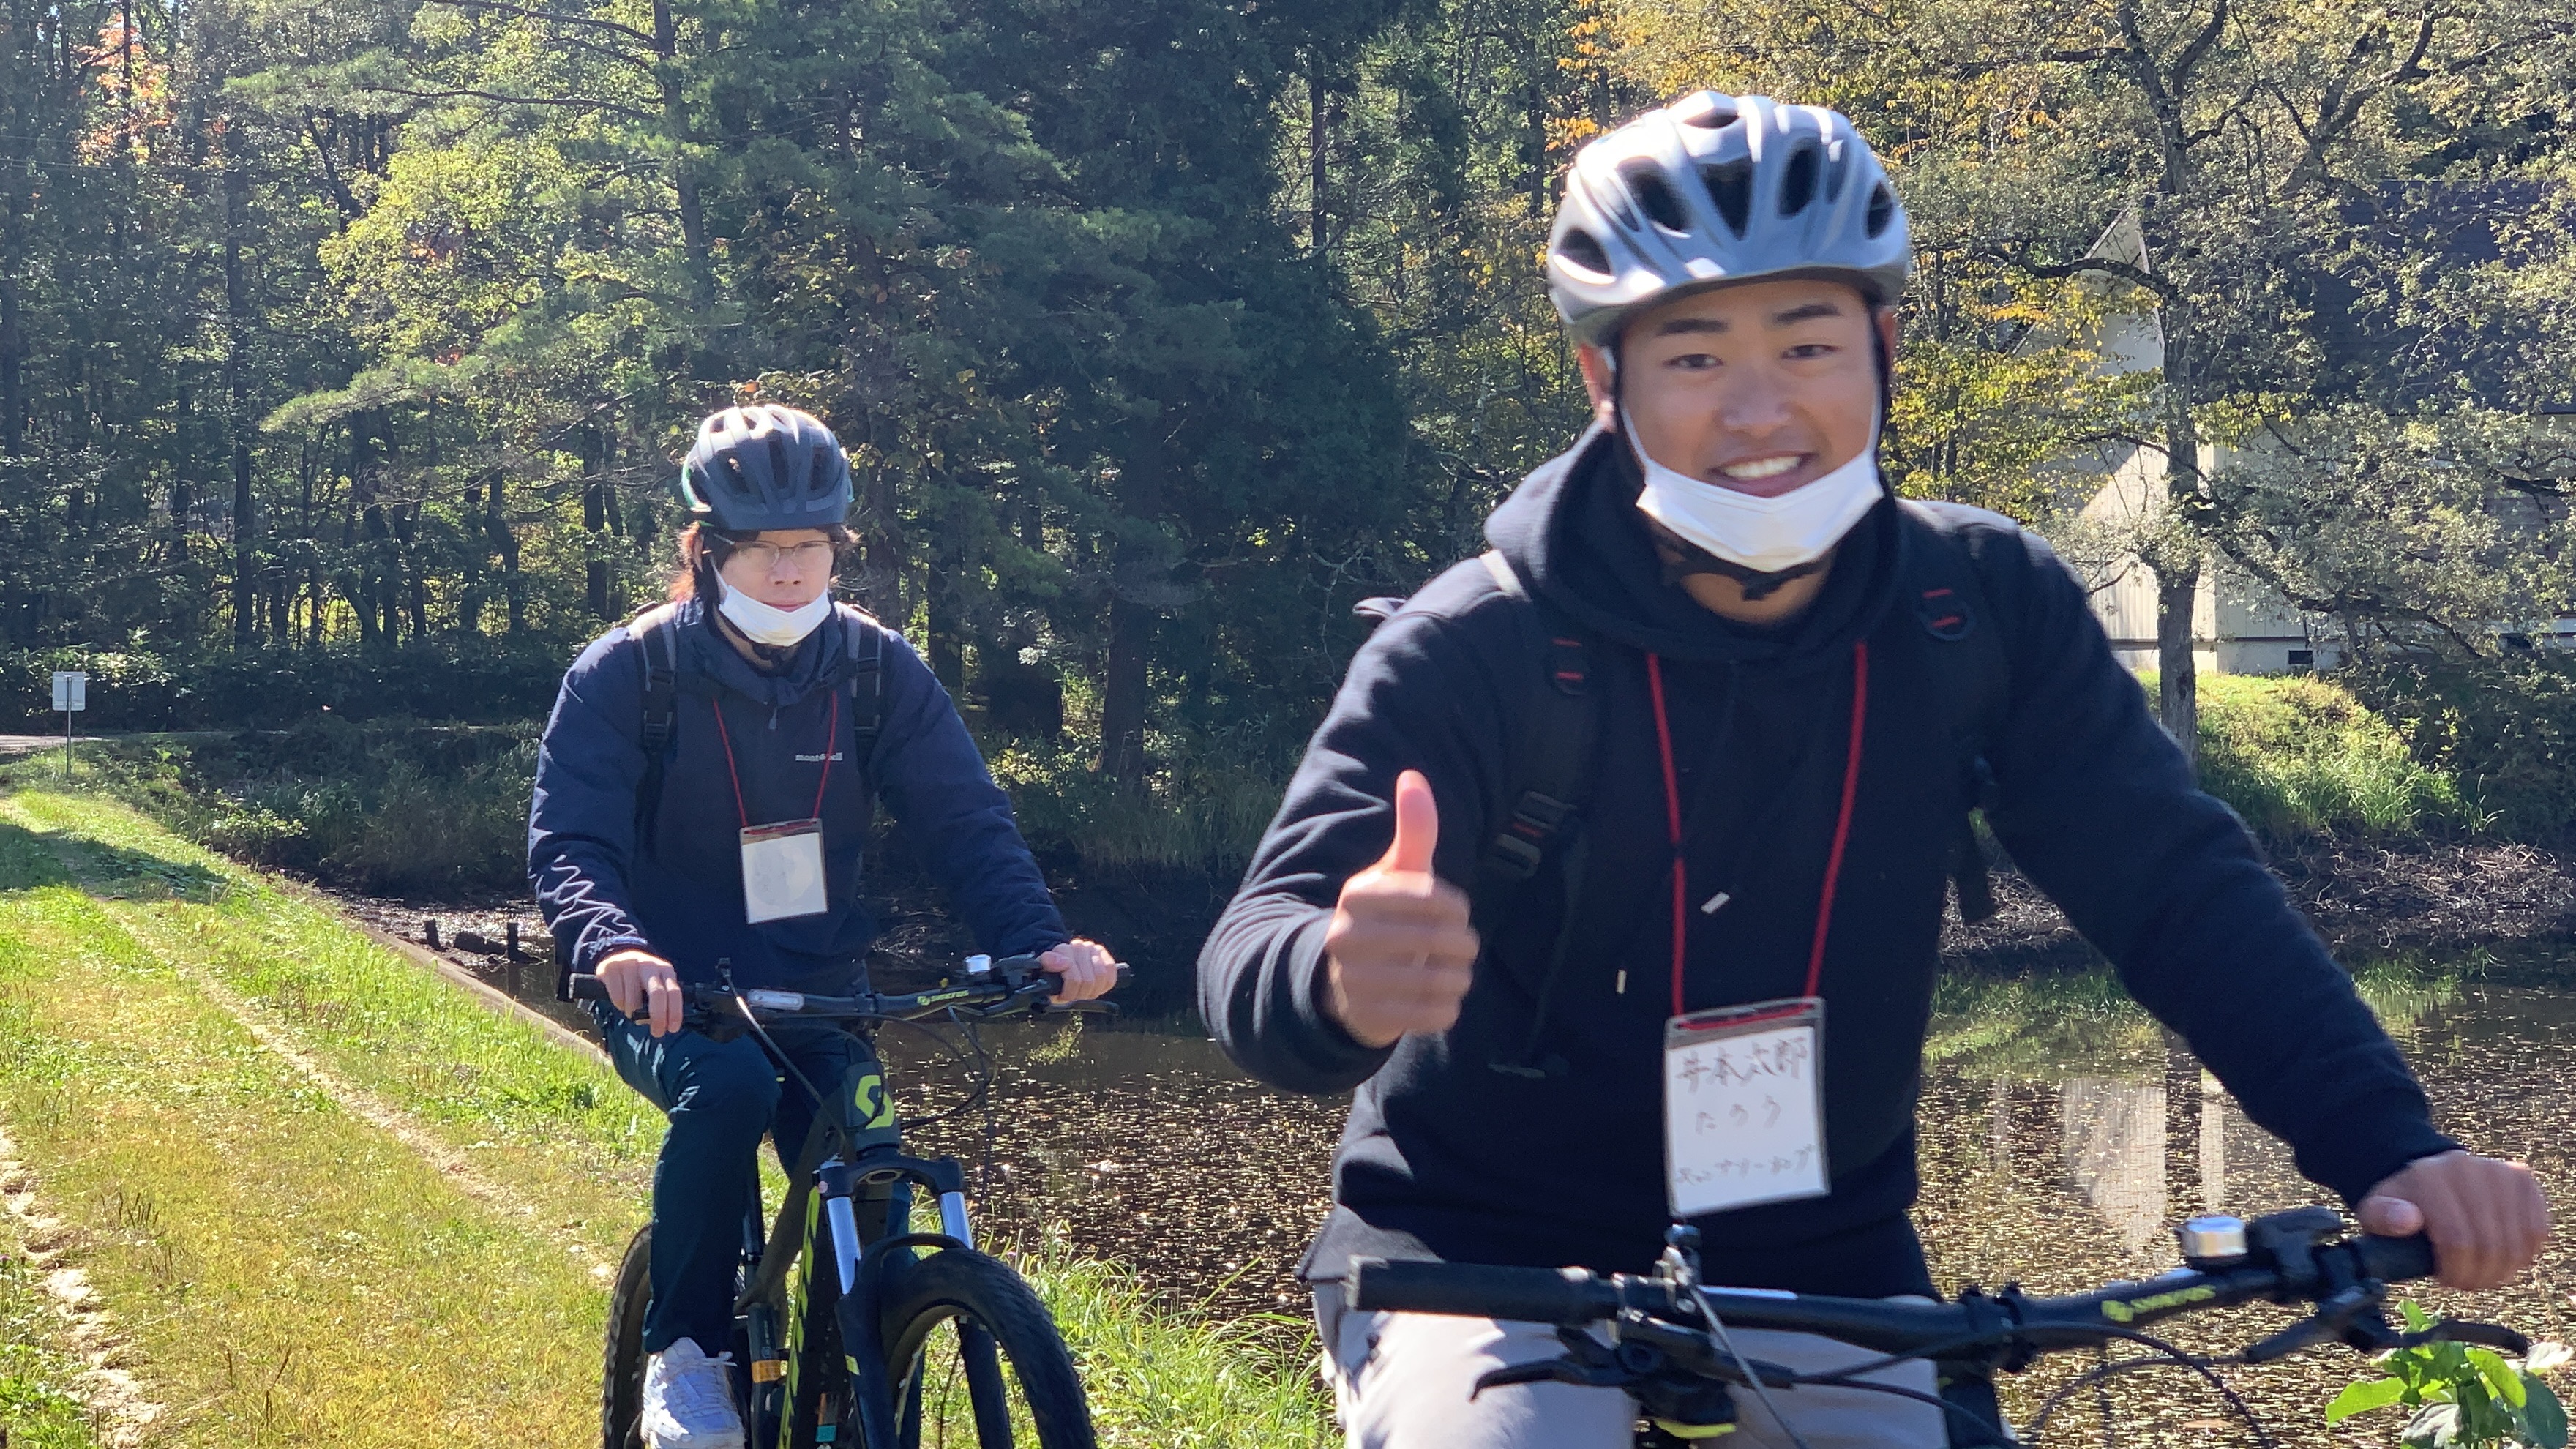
[730,540,836,570]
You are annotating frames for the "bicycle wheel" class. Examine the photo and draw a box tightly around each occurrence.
[602,1227,653,1449]
[877,1248,1096,1449]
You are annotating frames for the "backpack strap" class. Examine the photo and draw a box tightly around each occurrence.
[836,602,884,764]
[1895,503,2012,924]
[629,602,683,858]
[1469,551,1601,1079]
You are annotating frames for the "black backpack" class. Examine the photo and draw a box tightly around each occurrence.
[1356,503,2010,1077]
[626,600,887,857]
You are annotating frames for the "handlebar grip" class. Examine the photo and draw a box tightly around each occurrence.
[1030,962,1134,994]
[567,973,609,1001]
[2354,1233,2437,1283]
[1347,1258,1626,1324]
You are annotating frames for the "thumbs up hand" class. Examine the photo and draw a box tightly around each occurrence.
[1323,770,1482,1049]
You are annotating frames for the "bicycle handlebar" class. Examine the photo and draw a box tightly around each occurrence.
[1349,1220,2439,1361]
[565,954,1131,1025]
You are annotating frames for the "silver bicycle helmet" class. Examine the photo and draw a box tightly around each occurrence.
[1547,91,1912,345]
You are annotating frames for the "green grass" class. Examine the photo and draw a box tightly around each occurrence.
[1016,1245,1333,1446]
[0,782,1332,1446]
[0,1251,100,1449]
[2150,673,2478,841]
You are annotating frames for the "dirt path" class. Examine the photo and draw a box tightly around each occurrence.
[0,1122,166,1447]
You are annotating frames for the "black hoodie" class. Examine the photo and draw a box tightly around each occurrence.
[1197,427,2456,1298]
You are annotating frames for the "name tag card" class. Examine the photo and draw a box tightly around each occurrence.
[1664,997,1828,1218]
[741,819,829,924]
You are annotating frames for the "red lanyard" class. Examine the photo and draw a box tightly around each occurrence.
[707,692,839,828]
[1645,641,1869,1016]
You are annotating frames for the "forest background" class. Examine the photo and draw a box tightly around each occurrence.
[5,0,2576,876]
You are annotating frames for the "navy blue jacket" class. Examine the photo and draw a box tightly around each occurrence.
[530,598,1067,995]
[1198,428,2455,1298]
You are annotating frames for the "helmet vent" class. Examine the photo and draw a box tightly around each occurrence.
[1557,228,1614,278]
[1620,161,1690,233]
[1865,182,1896,239]
[1699,159,1753,236]
[1822,141,1849,202]
[1781,146,1819,216]
[1674,91,1739,129]
[809,446,836,495]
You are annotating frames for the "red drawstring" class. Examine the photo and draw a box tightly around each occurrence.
[708,691,841,829]
[1646,640,1870,1014]
[1645,654,1689,1016]
[1806,642,1868,999]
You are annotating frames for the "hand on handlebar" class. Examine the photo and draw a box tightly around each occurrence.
[596,948,684,1038]
[1040,938,1118,1003]
[2358,1150,2550,1292]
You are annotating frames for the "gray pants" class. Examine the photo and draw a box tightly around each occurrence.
[1316,1282,1949,1449]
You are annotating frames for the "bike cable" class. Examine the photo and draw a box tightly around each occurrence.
[735,995,836,1120]
[1696,1296,1819,1449]
[2022,1332,2277,1449]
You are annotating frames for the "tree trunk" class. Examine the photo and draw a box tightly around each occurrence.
[490,473,525,635]
[1,180,23,457]
[1309,56,1329,252]
[1099,595,1152,786]
[583,429,613,619]
[651,0,711,302]
[1098,400,1168,788]
[2152,300,2203,763]
[225,153,255,647]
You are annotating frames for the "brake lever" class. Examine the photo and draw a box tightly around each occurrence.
[2403,1319,2531,1355]
[1472,1330,1637,1398]
[2244,1284,2396,1363]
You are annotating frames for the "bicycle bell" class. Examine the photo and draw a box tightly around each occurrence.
[2176,1214,2250,1267]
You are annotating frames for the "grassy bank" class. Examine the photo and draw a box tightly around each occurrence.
[2178,673,2478,841]
[0,779,1330,1446]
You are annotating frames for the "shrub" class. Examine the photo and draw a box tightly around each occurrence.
[37,721,542,896]
[2343,655,2576,845]
[2182,673,2478,840]
[4,637,575,732]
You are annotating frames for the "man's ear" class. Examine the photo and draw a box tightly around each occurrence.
[1873,307,1900,367]
[1576,342,1618,430]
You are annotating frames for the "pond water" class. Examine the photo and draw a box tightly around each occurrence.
[458,940,2576,1445]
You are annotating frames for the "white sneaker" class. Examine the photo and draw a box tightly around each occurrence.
[641,1337,746,1449]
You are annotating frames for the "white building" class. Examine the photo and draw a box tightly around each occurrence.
[2041,211,2341,678]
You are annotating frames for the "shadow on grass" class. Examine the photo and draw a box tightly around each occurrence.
[0,815,229,904]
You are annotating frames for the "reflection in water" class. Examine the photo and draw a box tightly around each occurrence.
[2057,1077,2166,1256]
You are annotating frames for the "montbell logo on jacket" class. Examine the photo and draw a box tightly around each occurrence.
[1197,427,2453,1300]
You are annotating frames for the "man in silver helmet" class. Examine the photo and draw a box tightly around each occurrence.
[1197,94,2545,1448]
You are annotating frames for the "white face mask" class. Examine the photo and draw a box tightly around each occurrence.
[715,577,834,648]
[1626,413,1884,574]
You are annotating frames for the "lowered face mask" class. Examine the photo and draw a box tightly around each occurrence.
[716,577,834,648]
[1627,413,1885,577]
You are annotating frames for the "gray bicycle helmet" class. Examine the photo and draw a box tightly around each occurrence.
[1547,91,1912,346]
[676,404,853,533]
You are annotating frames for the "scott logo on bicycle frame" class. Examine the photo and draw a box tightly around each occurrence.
[853,1072,896,1130]
[2100,1284,2217,1322]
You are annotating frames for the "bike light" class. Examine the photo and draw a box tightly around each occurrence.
[2177,1214,2250,1265]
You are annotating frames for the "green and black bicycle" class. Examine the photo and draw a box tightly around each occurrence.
[575,954,1123,1449]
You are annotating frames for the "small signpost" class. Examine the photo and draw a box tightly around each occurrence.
[50,670,86,779]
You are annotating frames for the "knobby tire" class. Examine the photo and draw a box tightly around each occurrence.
[877,1248,1096,1449]
[602,1227,654,1449]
